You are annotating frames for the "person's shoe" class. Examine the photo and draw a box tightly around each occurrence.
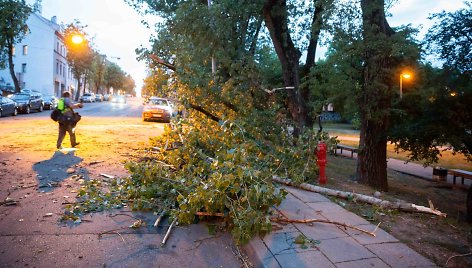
[57,145,63,150]
[72,142,80,148]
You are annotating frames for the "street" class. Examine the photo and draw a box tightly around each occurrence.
[0,97,243,267]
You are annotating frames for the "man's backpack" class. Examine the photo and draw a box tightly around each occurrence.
[50,98,64,122]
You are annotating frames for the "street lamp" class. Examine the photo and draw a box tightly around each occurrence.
[71,34,84,45]
[399,72,411,99]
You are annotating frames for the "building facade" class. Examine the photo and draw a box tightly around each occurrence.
[0,12,77,97]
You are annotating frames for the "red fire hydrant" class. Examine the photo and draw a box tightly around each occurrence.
[316,142,327,185]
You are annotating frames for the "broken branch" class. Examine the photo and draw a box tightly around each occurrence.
[272,177,447,217]
[195,212,225,217]
[271,217,377,237]
[162,218,178,246]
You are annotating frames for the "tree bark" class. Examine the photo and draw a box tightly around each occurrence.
[7,40,21,93]
[357,0,395,191]
[300,0,328,127]
[263,0,308,132]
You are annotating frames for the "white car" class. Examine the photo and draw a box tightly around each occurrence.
[80,93,95,103]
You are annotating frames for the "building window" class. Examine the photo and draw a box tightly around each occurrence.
[63,66,66,77]
[22,63,26,73]
[22,45,28,55]
[56,61,59,75]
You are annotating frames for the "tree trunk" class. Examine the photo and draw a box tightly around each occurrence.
[263,0,308,132]
[7,41,21,93]
[358,0,395,191]
[300,0,327,128]
[75,78,82,101]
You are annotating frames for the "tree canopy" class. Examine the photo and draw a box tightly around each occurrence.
[425,2,472,73]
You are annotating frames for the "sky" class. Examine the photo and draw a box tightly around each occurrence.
[27,0,468,96]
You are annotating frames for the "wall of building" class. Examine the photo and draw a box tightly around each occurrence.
[0,12,77,98]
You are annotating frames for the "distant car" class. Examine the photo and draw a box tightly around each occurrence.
[0,96,18,117]
[95,94,104,102]
[103,94,110,101]
[142,97,173,122]
[111,95,126,104]
[80,93,95,103]
[10,91,44,113]
[43,95,58,110]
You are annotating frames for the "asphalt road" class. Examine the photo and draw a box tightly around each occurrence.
[0,97,244,268]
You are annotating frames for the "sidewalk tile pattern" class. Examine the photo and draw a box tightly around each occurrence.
[243,186,438,268]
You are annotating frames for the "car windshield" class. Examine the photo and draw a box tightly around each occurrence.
[12,94,29,100]
[149,99,168,106]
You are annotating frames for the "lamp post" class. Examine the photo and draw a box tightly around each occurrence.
[399,73,411,99]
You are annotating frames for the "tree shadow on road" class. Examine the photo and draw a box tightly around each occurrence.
[33,150,85,193]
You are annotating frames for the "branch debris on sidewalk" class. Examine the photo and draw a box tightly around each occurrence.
[272,177,447,217]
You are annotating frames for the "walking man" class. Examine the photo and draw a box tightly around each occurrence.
[56,91,83,149]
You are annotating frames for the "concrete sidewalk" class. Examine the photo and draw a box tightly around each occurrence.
[241,151,452,267]
[243,186,437,267]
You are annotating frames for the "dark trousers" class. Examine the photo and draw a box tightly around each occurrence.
[56,123,76,148]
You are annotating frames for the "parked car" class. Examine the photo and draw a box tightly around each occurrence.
[142,97,173,122]
[80,93,95,103]
[103,94,110,101]
[95,94,104,102]
[10,91,44,113]
[111,95,126,104]
[0,96,18,117]
[43,95,58,110]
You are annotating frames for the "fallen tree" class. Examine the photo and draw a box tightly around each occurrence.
[272,177,447,217]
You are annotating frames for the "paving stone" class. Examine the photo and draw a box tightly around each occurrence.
[344,224,399,245]
[335,257,390,268]
[278,193,314,211]
[261,231,318,255]
[366,242,438,268]
[242,236,281,268]
[317,237,376,263]
[271,222,298,234]
[306,201,349,214]
[275,250,335,268]
[283,186,331,203]
[308,202,370,226]
[275,195,320,220]
[294,221,349,241]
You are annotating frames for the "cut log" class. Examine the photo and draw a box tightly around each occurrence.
[272,177,447,217]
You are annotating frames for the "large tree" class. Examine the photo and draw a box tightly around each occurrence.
[63,22,94,100]
[356,0,397,191]
[0,0,32,93]
[104,62,125,93]
[262,0,330,132]
[89,52,107,94]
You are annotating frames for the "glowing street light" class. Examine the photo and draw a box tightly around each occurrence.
[71,34,84,45]
[399,72,411,99]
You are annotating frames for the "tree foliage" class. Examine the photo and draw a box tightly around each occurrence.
[389,65,472,164]
[0,0,32,92]
[112,0,338,243]
[141,68,169,97]
[63,22,94,100]
[104,62,125,93]
[425,2,472,73]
